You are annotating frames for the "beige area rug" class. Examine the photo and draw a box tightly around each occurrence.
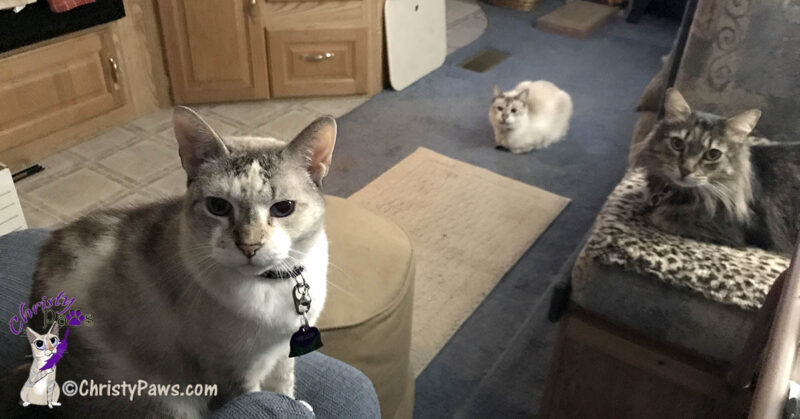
[348,147,570,375]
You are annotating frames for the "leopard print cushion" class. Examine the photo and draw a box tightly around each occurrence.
[578,170,790,310]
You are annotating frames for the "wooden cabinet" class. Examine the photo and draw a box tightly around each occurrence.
[158,0,383,103]
[157,0,270,103]
[0,1,170,173]
[0,28,126,167]
[541,312,726,418]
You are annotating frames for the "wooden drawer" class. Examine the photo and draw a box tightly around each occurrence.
[0,28,125,155]
[267,27,368,97]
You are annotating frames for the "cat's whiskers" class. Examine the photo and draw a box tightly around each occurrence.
[702,181,750,222]
[277,260,297,279]
[185,257,220,312]
[280,256,361,302]
[156,251,210,287]
[285,253,362,302]
[287,248,353,280]
[149,243,216,288]
[176,261,214,315]
[156,253,218,305]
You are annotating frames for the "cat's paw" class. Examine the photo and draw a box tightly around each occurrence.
[66,310,85,326]
[21,401,30,407]
[297,400,314,414]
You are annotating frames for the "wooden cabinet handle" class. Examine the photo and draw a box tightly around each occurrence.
[248,0,257,19]
[108,57,120,84]
[301,52,335,62]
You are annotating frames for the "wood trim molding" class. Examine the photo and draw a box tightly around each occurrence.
[750,243,800,418]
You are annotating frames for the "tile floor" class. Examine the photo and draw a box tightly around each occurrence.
[14,0,487,228]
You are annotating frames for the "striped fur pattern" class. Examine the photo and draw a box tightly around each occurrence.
[14,108,336,418]
[633,89,800,255]
[576,169,789,311]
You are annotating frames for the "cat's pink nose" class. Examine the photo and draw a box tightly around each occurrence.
[237,243,262,258]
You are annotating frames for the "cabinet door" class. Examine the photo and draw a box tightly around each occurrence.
[0,28,125,158]
[157,0,269,103]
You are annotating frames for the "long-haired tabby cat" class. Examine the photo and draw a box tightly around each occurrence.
[489,80,573,153]
[633,88,800,255]
[6,108,335,417]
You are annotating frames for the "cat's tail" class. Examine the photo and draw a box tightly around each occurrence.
[557,91,573,139]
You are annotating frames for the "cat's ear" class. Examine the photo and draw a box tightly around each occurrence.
[285,116,337,186]
[173,106,230,179]
[726,109,761,138]
[493,85,502,98]
[515,89,529,102]
[48,321,59,337]
[26,327,38,344]
[663,88,691,123]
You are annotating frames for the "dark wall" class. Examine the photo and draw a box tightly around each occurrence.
[0,0,125,54]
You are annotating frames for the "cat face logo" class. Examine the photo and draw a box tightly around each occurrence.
[19,309,84,409]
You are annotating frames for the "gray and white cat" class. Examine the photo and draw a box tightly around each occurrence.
[489,81,573,153]
[16,108,335,417]
[20,323,61,409]
[633,88,800,255]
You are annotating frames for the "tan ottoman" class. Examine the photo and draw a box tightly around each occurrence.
[319,196,416,419]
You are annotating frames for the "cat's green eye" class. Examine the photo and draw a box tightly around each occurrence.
[206,197,232,217]
[705,149,722,161]
[670,137,685,151]
[270,200,295,218]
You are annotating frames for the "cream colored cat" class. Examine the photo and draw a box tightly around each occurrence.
[489,81,573,153]
[20,323,61,409]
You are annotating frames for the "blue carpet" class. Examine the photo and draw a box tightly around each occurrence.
[322,1,678,417]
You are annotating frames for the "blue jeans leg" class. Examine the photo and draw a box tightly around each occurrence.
[212,352,379,419]
[296,352,380,419]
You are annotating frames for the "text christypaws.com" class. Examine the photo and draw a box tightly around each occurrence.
[60,379,218,400]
